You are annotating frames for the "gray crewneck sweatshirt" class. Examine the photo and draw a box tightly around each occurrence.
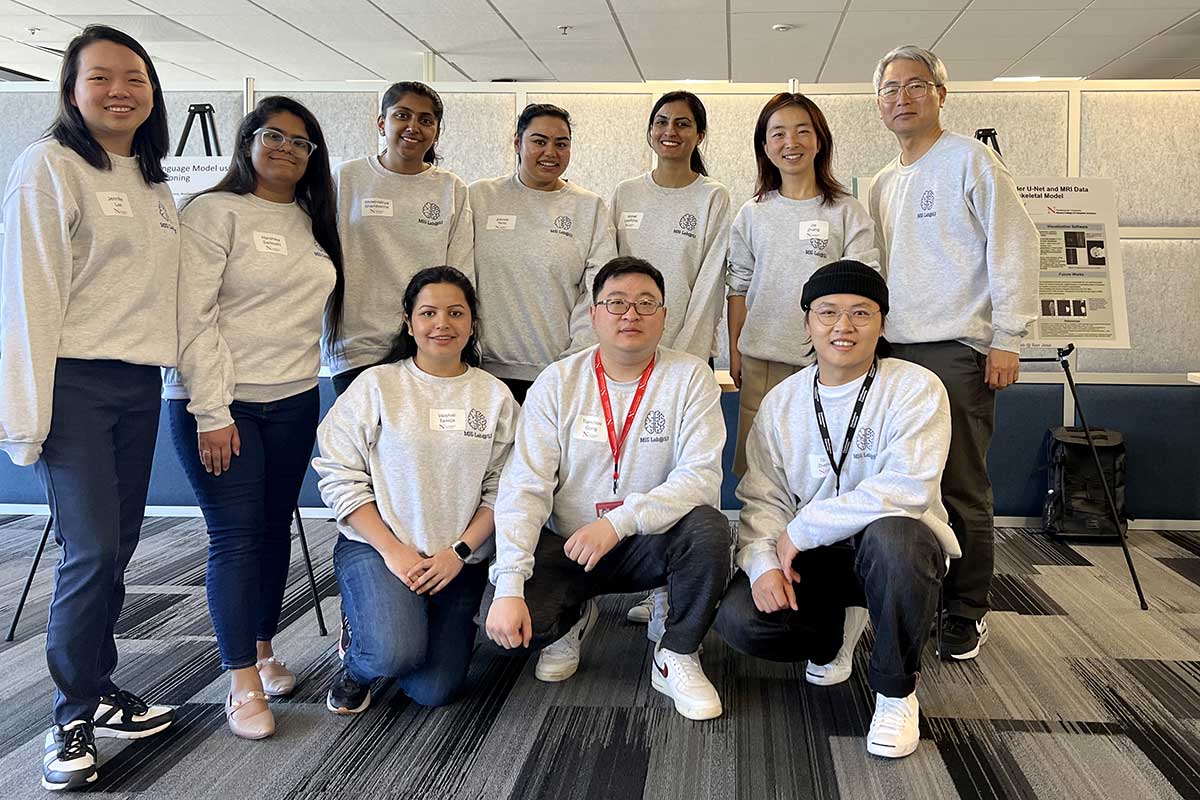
[870,131,1038,353]
[490,345,725,598]
[726,191,879,365]
[313,358,516,563]
[328,157,474,374]
[164,192,336,431]
[469,174,617,382]
[736,357,957,587]
[0,138,180,466]
[611,173,731,360]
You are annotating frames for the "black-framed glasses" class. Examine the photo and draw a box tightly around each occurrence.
[596,298,664,316]
[877,80,940,101]
[253,127,318,157]
[811,308,880,327]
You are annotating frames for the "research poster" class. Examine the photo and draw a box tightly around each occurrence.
[163,156,230,206]
[1017,177,1130,349]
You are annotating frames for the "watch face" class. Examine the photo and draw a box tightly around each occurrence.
[453,541,471,559]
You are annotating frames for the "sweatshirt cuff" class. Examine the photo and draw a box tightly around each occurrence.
[196,407,234,433]
[333,494,375,524]
[990,331,1024,353]
[492,572,526,599]
[745,552,783,587]
[603,505,637,540]
[1,440,41,467]
[786,516,815,552]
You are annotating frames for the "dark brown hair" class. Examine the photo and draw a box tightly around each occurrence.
[752,92,846,205]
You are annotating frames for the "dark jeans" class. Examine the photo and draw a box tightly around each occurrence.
[890,342,996,620]
[714,517,943,698]
[35,359,161,725]
[499,378,533,406]
[335,536,487,707]
[168,388,319,670]
[331,363,376,396]
[480,506,731,655]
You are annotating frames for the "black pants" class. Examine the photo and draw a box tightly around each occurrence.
[480,506,731,655]
[890,342,996,620]
[714,517,943,698]
[499,378,533,406]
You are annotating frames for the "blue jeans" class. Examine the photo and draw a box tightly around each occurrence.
[35,359,161,725]
[334,535,487,707]
[168,388,319,670]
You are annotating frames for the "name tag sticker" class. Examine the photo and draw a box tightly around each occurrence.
[573,414,606,442]
[486,214,516,231]
[429,408,466,432]
[96,192,133,217]
[361,198,394,217]
[253,231,288,255]
[810,454,831,480]
[800,220,830,240]
[596,500,624,518]
[620,211,644,229]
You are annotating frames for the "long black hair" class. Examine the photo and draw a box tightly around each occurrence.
[752,92,847,205]
[189,95,345,349]
[647,91,709,176]
[48,25,169,184]
[516,103,571,141]
[381,266,481,368]
[380,81,444,165]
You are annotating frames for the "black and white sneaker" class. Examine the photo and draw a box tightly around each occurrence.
[93,690,175,739]
[937,614,989,661]
[326,667,371,715]
[337,608,352,661]
[42,720,97,791]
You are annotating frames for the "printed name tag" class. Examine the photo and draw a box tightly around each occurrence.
[361,198,394,217]
[800,220,830,240]
[253,231,288,255]
[809,454,832,480]
[96,192,133,217]
[429,408,466,432]
[486,214,516,231]
[619,212,644,229]
[573,415,606,442]
[596,500,624,518]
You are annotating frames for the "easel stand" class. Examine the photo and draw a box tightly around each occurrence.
[175,103,222,156]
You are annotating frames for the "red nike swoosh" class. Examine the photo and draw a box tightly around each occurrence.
[656,660,669,678]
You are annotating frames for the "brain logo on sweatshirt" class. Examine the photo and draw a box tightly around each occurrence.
[643,410,667,435]
[422,202,442,221]
[158,201,171,222]
[468,409,487,432]
[679,213,698,232]
[554,215,573,232]
[806,223,829,253]
[920,190,935,212]
[857,426,875,452]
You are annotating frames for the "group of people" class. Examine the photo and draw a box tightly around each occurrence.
[0,23,1039,793]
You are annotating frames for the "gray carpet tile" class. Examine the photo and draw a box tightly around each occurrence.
[1,517,1199,799]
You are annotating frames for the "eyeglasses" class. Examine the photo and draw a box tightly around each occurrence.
[596,298,664,316]
[253,127,318,158]
[877,80,939,101]
[811,308,880,327]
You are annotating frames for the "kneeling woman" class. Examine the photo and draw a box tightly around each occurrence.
[314,266,516,713]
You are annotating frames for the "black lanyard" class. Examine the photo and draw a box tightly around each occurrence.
[812,359,878,495]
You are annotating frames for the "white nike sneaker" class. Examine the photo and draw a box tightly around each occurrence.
[626,593,654,624]
[805,606,869,686]
[651,645,722,721]
[866,692,920,758]
[535,599,599,682]
[646,587,669,644]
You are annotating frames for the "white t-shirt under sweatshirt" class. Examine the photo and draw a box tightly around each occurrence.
[312,358,516,564]
[490,344,725,599]
[611,173,731,360]
[735,357,957,587]
[164,192,336,432]
[0,138,180,466]
[870,131,1039,353]
[328,157,474,375]
[469,174,618,382]
[726,191,879,365]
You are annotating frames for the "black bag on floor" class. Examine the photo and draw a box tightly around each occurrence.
[1043,426,1129,538]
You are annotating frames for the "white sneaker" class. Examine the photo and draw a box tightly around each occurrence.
[651,645,723,720]
[535,599,599,682]
[866,692,920,758]
[805,606,869,686]
[646,587,669,644]
[626,593,654,624]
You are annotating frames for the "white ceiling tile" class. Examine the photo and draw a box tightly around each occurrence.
[967,0,1088,8]
[731,1,845,10]
[25,1,154,11]
[941,9,1077,39]
[0,14,81,43]
[1056,9,1195,39]
[1125,31,1200,60]
[937,59,1019,81]
[59,14,211,42]
[397,13,523,52]
[850,0,967,9]
[505,12,622,43]
[1087,0,1200,8]
[836,11,959,42]
[1088,57,1200,79]
[935,35,1046,60]
[134,0,257,13]
[324,43,425,80]
[612,0,724,9]
[490,0,609,12]
[529,41,640,81]
[820,50,892,83]
[622,12,727,81]
[730,11,841,82]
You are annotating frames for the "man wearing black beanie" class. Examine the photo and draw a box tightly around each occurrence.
[715,260,956,759]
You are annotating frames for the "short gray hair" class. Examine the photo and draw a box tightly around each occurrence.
[873,45,949,93]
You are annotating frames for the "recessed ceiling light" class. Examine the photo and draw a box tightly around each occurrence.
[772,24,794,32]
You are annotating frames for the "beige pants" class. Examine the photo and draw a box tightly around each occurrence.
[733,354,811,477]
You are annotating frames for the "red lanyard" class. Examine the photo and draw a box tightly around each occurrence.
[593,349,655,494]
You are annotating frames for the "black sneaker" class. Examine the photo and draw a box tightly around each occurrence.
[42,720,97,791]
[326,667,371,715]
[94,689,175,739]
[337,608,352,661]
[938,614,989,661]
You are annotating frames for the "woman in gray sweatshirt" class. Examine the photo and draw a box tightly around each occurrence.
[1,26,179,791]
[164,96,344,741]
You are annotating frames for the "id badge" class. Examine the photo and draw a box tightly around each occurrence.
[595,500,624,518]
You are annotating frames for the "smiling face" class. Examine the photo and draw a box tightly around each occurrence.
[805,293,884,384]
[249,110,311,196]
[378,91,439,170]
[71,40,154,155]
[876,57,945,139]
[648,100,702,165]
[406,281,473,366]
[515,115,571,188]
[590,272,666,363]
[764,104,820,180]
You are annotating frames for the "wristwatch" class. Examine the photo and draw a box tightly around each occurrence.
[451,540,472,562]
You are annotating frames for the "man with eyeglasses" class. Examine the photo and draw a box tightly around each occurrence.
[483,255,730,721]
[715,260,955,758]
[868,44,1038,661]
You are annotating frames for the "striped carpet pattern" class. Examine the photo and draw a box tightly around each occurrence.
[1,514,1199,799]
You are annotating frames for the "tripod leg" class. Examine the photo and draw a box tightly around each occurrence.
[6,515,53,642]
[1062,363,1149,610]
[175,111,196,157]
[292,507,328,636]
